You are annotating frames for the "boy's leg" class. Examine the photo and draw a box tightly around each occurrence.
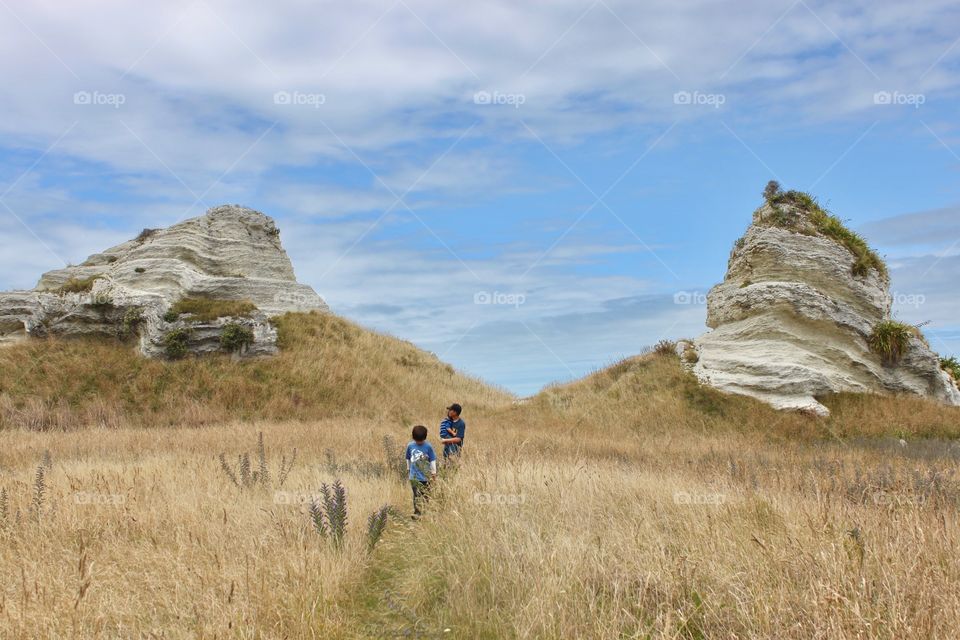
[412,479,431,515]
[410,479,421,515]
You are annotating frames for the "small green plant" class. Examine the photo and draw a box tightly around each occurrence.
[366,505,392,551]
[309,480,348,550]
[167,298,258,323]
[56,275,101,294]
[220,323,254,352]
[163,328,191,359]
[941,357,960,386]
[654,339,677,357]
[162,309,178,323]
[868,320,919,365]
[135,228,158,243]
[134,267,146,274]
[121,307,144,338]
[762,180,782,201]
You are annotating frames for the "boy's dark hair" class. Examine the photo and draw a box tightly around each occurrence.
[412,425,428,442]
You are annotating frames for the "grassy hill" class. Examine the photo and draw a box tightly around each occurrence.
[510,349,960,440]
[0,311,512,430]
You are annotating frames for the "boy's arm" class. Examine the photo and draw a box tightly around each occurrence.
[438,421,462,444]
[429,446,438,479]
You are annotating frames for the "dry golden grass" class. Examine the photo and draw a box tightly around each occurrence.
[0,420,417,638]
[0,312,512,430]
[361,423,960,639]
[2,333,960,638]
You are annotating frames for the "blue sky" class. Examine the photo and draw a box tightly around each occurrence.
[1,0,959,395]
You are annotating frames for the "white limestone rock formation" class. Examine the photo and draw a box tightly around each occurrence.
[693,189,960,416]
[0,205,328,357]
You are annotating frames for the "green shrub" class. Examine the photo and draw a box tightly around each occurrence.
[220,323,254,352]
[163,328,191,359]
[56,275,101,294]
[120,308,144,338]
[868,320,919,365]
[168,298,257,323]
[134,267,146,274]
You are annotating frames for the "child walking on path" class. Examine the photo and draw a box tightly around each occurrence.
[405,425,437,517]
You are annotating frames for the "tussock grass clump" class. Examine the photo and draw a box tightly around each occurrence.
[761,184,887,278]
[55,275,102,294]
[168,298,257,322]
[653,339,677,357]
[869,319,920,365]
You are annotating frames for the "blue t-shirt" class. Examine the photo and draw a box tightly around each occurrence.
[439,418,466,458]
[405,441,436,482]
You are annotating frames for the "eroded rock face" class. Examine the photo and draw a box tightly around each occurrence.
[0,205,328,357]
[692,200,960,415]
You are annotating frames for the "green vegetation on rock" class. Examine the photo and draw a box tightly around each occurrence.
[55,275,102,294]
[760,182,887,278]
[868,319,919,365]
[163,328,192,359]
[220,323,254,352]
[168,298,257,323]
[941,356,960,387]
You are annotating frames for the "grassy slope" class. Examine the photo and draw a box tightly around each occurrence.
[3,336,960,636]
[517,352,960,439]
[337,353,960,639]
[0,311,513,430]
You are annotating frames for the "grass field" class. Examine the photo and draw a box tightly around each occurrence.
[2,315,960,638]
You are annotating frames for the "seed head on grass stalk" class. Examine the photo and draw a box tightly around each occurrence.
[32,466,46,522]
[366,505,392,551]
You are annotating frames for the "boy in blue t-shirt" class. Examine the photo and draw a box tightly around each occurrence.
[405,424,437,517]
